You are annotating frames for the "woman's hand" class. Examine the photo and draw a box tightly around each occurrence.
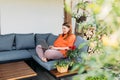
[49,46,55,49]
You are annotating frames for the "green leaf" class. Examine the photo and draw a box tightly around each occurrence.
[78,42,88,50]
[78,65,85,74]
[71,64,80,72]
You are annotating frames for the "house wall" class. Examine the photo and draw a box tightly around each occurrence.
[0,0,64,35]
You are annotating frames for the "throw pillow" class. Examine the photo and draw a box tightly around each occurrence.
[74,36,88,53]
[0,34,15,51]
[16,33,35,50]
[74,36,88,62]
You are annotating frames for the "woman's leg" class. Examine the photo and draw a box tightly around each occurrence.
[44,49,64,60]
[36,45,44,58]
[36,45,47,62]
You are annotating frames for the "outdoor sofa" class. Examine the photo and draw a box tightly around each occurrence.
[0,33,88,70]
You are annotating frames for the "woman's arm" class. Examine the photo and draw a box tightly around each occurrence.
[50,46,69,50]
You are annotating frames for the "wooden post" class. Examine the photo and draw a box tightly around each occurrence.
[64,0,72,24]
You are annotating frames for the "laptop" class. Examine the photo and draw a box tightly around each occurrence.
[39,39,49,50]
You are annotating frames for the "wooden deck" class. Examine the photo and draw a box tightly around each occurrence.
[23,60,74,80]
[0,59,74,80]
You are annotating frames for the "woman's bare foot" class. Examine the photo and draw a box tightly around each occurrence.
[41,57,47,62]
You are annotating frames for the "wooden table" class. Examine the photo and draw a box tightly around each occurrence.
[0,61,37,80]
[50,69,78,80]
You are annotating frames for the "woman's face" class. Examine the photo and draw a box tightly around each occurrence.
[62,25,70,34]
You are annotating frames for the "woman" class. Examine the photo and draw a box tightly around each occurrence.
[36,23,76,62]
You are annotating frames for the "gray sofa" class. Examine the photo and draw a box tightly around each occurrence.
[0,33,88,71]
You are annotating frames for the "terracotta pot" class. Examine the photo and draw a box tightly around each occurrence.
[56,65,69,73]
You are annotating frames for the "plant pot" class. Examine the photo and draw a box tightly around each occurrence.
[75,22,84,37]
[56,65,69,73]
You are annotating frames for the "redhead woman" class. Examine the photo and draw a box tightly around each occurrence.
[36,23,76,62]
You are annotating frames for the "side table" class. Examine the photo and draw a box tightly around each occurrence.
[50,69,78,80]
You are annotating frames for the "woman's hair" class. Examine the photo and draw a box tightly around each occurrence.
[62,22,72,39]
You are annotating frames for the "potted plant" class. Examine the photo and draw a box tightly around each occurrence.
[54,45,80,73]
[72,0,96,38]
[55,60,69,73]
[67,45,79,60]
[66,45,83,68]
[72,0,89,23]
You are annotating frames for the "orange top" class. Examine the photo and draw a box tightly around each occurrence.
[54,34,76,57]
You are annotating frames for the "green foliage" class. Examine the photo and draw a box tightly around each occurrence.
[72,0,120,80]
[72,0,91,23]
[85,76,107,80]
[54,60,69,67]
[67,43,88,60]
[67,48,80,59]
[55,43,88,68]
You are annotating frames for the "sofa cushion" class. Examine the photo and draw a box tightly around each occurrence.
[0,34,15,51]
[47,34,58,46]
[32,54,57,70]
[32,53,69,70]
[70,36,88,62]
[27,49,37,56]
[16,33,35,50]
[74,36,88,53]
[0,50,32,62]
